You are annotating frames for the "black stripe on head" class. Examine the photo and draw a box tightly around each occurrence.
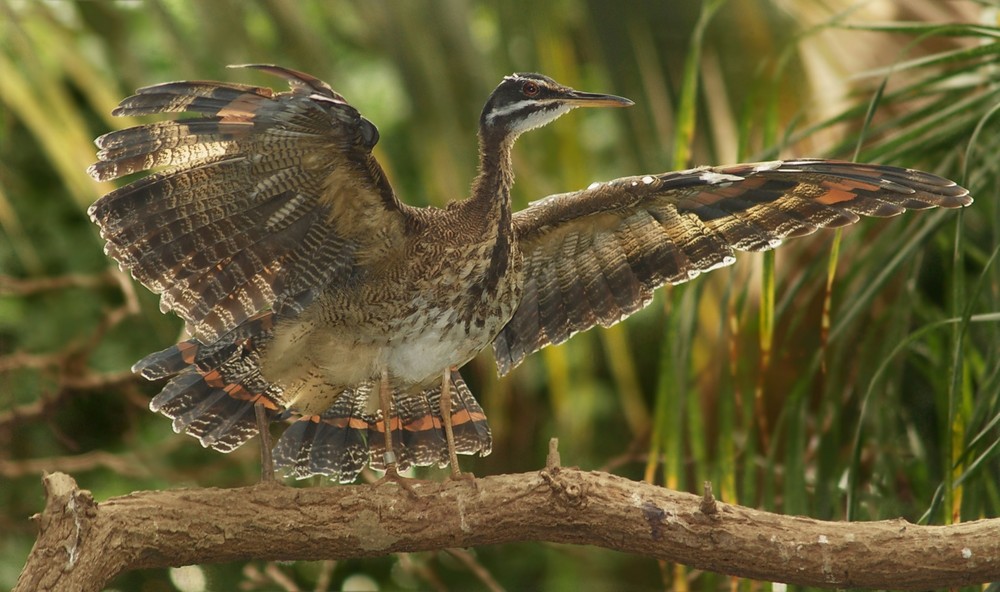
[480,73,568,132]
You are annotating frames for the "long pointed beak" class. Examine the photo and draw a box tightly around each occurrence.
[562,90,634,108]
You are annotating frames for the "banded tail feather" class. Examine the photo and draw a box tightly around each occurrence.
[274,369,491,483]
[138,311,281,452]
[138,309,491,482]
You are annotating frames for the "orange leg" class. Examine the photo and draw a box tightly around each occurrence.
[374,370,421,493]
[378,369,399,476]
[440,368,462,477]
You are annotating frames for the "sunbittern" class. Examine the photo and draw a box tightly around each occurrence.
[88,65,971,483]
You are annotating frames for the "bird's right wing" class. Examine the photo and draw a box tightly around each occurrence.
[89,65,412,342]
[493,159,971,375]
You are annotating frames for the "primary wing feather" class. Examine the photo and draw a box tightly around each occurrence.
[493,159,971,375]
[88,65,409,341]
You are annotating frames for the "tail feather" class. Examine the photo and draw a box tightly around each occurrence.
[133,341,200,379]
[447,371,492,457]
[198,397,261,448]
[140,312,282,453]
[150,371,204,415]
[274,388,372,483]
[273,369,493,481]
[170,387,231,434]
[137,310,493,481]
[392,387,447,469]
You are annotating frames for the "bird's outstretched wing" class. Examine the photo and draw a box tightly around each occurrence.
[89,64,410,342]
[493,159,971,375]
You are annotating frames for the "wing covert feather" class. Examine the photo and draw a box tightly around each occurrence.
[494,159,971,375]
[88,65,411,341]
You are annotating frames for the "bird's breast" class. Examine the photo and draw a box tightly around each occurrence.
[387,234,524,379]
[258,228,523,413]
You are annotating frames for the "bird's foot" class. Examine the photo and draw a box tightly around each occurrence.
[373,461,426,496]
[445,463,479,493]
[450,470,475,480]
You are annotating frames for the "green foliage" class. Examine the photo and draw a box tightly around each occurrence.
[2,1,998,590]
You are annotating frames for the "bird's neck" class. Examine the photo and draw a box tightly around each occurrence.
[456,127,519,315]
[469,128,516,229]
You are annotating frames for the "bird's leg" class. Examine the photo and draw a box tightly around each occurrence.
[254,401,275,484]
[440,367,475,481]
[374,369,421,493]
[378,369,398,473]
[439,368,460,477]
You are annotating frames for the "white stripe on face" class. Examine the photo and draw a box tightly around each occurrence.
[485,100,572,134]
[484,99,539,125]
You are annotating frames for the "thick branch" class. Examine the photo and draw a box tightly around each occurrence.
[17,465,1000,592]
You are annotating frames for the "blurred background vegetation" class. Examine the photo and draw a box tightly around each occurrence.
[2,0,999,590]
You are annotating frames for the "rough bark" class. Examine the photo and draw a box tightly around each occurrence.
[16,448,1000,592]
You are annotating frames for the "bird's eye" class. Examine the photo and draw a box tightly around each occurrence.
[522,81,539,97]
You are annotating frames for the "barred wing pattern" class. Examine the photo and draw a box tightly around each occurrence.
[88,64,410,342]
[494,160,971,375]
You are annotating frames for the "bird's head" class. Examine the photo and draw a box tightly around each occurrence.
[479,73,633,137]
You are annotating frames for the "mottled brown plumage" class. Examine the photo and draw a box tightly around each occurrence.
[88,65,971,483]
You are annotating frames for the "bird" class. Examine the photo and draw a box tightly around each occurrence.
[88,64,971,484]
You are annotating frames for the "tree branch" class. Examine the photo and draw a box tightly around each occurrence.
[16,454,1000,592]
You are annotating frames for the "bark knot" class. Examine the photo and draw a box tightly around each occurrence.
[540,467,587,509]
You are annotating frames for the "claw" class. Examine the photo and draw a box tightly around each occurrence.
[373,465,427,496]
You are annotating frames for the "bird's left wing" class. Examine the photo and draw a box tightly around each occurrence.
[89,65,411,342]
[493,159,971,375]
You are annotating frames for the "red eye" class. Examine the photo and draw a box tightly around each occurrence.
[522,81,539,96]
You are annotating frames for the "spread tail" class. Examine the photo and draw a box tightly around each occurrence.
[138,312,282,452]
[274,369,491,482]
